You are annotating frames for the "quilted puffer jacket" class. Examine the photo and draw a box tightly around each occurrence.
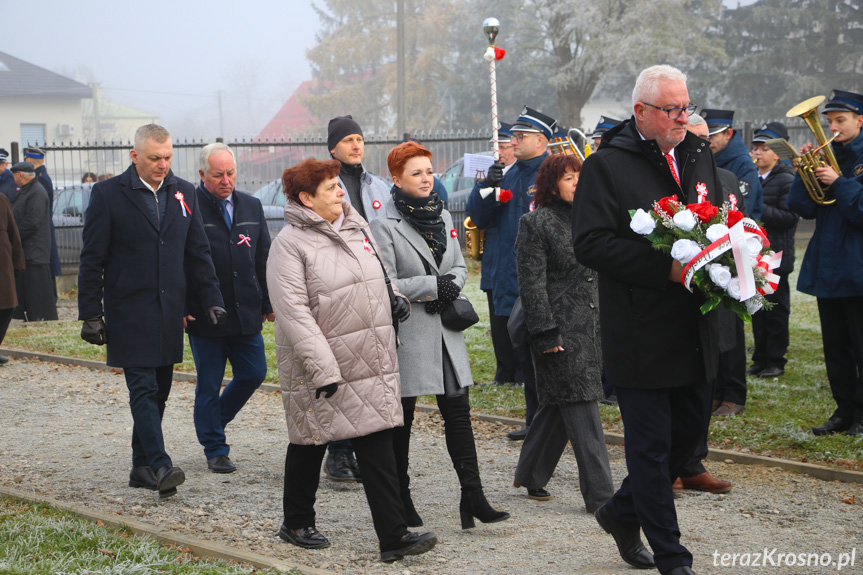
[267,199,404,445]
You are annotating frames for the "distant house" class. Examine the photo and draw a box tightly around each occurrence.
[0,50,92,150]
[81,97,159,144]
[257,79,322,141]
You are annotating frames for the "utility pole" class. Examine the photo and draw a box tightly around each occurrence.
[217,90,225,140]
[90,82,102,143]
[397,0,406,137]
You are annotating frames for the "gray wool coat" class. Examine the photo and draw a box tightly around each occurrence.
[370,199,474,397]
[515,201,603,405]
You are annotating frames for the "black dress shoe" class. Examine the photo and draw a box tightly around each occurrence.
[507,426,529,441]
[346,452,363,482]
[155,465,185,499]
[207,455,236,474]
[595,503,655,569]
[812,414,853,436]
[758,366,784,378]
[380,531,437,563]
[325,452,360,482]
[846,420,863,437]
[0,354,9,365]
[128,466,158,490]
[665,566,697,575]
[746,363,765,376]
[527,488,551,501]
[278,524,330,549]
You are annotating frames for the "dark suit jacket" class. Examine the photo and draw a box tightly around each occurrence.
[78,165,223,367]
[572,119,721,389]
[186,184,272,337]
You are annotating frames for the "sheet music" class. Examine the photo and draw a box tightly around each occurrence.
[463,153,495,180]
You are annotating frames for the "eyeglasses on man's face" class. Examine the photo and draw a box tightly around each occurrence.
[512,133,540,142]
[643,102,698,120]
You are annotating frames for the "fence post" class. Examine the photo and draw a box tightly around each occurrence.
[10,142,19,164]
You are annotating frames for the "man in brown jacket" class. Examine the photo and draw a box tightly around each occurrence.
[0,191,25,364]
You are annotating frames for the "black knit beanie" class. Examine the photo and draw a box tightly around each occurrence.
[327,115,363,153]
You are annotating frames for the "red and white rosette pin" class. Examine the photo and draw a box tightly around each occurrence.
[696,182,708,204]
[238,234,252,247]
[363,237,372,252]
[450,229,458,238]
[175,191,192,217]
[372,200,382,210]
[729,193,738,211]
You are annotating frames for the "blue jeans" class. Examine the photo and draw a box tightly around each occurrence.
[189,332,267,458]
[124,365,174,470]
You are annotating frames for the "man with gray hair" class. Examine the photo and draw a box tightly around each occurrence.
[185,142,273,474]
[78,124,227,498]
[573,65,722,575]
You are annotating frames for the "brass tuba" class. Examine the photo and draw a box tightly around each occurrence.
[786,95,841,205]
[549,128,588,161]
[464,216,484,260]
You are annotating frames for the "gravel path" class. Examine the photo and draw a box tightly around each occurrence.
[0,356,860,574]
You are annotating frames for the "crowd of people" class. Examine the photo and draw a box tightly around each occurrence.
[1,62,861,573]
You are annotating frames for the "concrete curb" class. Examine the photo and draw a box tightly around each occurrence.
[0,485,335,575]
[3,347,862,486]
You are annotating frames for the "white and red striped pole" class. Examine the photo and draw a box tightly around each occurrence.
[480,17,502,200]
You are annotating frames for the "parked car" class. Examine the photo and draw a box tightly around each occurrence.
[52,184,93,265]
[252,179,286,236]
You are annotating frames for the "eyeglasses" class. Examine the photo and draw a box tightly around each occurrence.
[512,133,540,142]
[643,102,698,120]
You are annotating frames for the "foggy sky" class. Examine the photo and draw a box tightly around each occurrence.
[1,0,320,139]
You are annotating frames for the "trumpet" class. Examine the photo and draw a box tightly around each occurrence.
[464,216,484,260]
[786,95,841,205]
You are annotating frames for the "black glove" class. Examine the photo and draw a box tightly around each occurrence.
[484,162,505,187]
[81,316,108,345]
[425,299,447,314]
[206,305,228,325]
[391,297,410,323]
[436,274,460,302]
[315,382,339,399]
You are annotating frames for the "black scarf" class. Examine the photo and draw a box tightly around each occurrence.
[391,185,447,264]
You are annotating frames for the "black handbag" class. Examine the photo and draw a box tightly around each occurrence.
[421,258,479,332]
[508,279,578,351]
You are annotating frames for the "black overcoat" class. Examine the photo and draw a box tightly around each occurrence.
[515,200,603,405]
[572,119,721,389]
[185,184,272,337]
[10,178,51,265]
[78,166,223,367]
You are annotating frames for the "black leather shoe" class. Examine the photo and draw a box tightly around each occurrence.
[758,366,784,378]
[746,363,765,376]
[380,531,437,563]
[0,354,8,365]
[665,566,697,575]
[325,452,360,482]
[155,465,185,499]
[527,488,551,501]
[207,455,236,474]
[128,466,158,490]
[595,503,655,569]
[507,426,529,441]
[346,452,363,482]
[278,524,330,549]
[846,420,863,437]
[812,415,853,436]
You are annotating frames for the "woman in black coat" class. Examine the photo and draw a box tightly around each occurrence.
[512,154,614,512]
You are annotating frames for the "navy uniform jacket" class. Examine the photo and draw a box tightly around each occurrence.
[466,152,548,316]
[0,169,16,202]
[78,165,224,367]
[572,120,721,389]
[787,129,863,298]
[186,184,272,337]
[715,132,763,221]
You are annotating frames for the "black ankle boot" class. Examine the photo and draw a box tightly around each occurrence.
[401,490,423,527]
[459,490,511,529]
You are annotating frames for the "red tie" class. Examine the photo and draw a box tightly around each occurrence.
[664,153,680,186]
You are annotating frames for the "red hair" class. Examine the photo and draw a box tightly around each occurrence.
[532,155,582,208]
[282,158,341,204]
[387,141,432,179]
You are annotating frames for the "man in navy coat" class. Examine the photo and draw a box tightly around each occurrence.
[186,143,273,474]
[78,124,226,498]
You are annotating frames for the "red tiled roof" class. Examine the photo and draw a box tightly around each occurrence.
[257,79,321,141]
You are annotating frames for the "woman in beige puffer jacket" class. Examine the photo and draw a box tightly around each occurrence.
[267,158,436,563]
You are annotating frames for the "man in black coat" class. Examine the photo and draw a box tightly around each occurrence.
[10,161,57,322]
[186,143,273,474]
[24,147,62,283]
[78,124,226,499]
[573,65,721,575]
[749,122,797,379]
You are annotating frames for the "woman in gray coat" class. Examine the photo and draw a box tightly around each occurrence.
[512,154,614,513]
[370,141,509,530]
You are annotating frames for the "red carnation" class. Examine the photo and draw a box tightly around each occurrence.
[494,46,506,60]
[686,201,718,223]
[726,210,744,228]
[655,196,681,218]
[498,189,513,203]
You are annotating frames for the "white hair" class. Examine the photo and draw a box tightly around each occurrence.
[688,114,707,127]
[632,65,688,107]
[199,142,236,173]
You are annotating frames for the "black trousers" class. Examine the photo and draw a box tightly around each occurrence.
[486,290,519,383]
[124,365,173,470]
[605,381,711,574]
[13,265,58,322]
[283,429,407,549]
[751,275,791,369]
[713,316,747,405]
[817,297,863,422]
[0,307,13,346]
